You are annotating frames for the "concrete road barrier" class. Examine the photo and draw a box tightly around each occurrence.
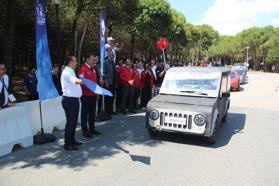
[0,106,33,157]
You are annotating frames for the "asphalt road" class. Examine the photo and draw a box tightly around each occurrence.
[0,71,279,186]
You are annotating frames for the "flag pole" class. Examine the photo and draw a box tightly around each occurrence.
[162,48,166,66]
[33,0,57,144]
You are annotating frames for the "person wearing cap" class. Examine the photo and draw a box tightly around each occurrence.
[103,49,118,115]
[78,54,100,139]
[105,37,120,63]
[61,56,83,151]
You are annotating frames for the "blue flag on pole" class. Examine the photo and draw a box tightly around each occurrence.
[35,0,58,101]
[79,75,113,97]
[100,10,106,76]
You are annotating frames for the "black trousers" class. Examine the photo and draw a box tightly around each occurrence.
[104,84,115,114]
[81,95,97,134]
[121,85,134,111]
[133,88,141,109]
[115,84,122,111]
[97,95,103,113]
[62,96,80,145]
[141,86,152,108]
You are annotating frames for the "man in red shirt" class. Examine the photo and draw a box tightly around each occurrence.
[132,62,142,110]
[140,63,155,109]
[119,58,135,114]
[78,54,100,138]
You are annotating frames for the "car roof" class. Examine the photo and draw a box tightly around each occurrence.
[168,67,230,74]
[234,63,244,66]
[232,66,245,70]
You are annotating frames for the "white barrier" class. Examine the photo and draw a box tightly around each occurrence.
[0,106,33,157]
[41,96,66,133]
[17,100,41,135]
[0,96,82,157]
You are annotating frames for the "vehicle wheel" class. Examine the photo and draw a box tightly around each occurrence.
[222,107,229,122]
[208,126,217,144]
[147,128,158,138]
[208,119,218,144]
[237,82,240,91]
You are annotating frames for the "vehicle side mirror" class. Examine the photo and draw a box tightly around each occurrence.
[222,92,230,98]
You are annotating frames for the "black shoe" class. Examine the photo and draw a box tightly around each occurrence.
[109,112,118,115]
[128,109,136,113]
[83,132,93,138]
[121,110,127,115]
[91,130,101,135]
[64,144,79,151]
[73,140,84,146]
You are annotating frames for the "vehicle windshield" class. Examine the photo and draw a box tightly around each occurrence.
[160,71,221,97]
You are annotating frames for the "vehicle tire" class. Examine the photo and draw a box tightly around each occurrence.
[147,128,158,138]
[208,119,218,144]
[237,81,240,91]
[222,106,229,122]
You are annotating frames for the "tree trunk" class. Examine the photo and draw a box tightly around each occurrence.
[170,40,175,61]
[108,22,113,37]
[130,34,135,58]
[3,0,15,75]
[77,22,89,68]
[55,3,61,66]
[71,0,84,56]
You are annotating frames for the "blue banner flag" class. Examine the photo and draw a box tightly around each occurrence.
[100,10,106,76]
[35,0,58,101]
[79,75,113,97]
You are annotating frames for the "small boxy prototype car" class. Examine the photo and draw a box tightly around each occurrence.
[145,67,230,144]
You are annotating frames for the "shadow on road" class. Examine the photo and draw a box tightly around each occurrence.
[0,112,246,169]
[231,87,245,92]
[0,114,157,170]
[151,112,246,148]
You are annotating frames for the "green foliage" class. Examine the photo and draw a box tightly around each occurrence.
[133,0,172,39]
[210,25,279,65]
[3,0,276,70]
[267,47,279,63]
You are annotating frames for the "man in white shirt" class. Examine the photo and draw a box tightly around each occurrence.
[0,63,9,109]
[61,56,83,151]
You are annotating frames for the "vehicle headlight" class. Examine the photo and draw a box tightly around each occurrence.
[149,109,159,120]
[194,114,206,126]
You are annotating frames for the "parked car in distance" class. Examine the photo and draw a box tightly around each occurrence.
[230,70,240,91]
[231,66,245,84]
[145,67,231,144]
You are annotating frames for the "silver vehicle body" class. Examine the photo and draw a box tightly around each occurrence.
[145,67,230,143]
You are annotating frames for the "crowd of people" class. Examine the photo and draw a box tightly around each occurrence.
[60,54,168,150]
[58,37,171,151]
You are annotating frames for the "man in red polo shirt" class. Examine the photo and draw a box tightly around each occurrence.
[119,58,135,114]
[78,54,100,138]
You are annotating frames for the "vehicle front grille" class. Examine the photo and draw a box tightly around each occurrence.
[160,112,193,130]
